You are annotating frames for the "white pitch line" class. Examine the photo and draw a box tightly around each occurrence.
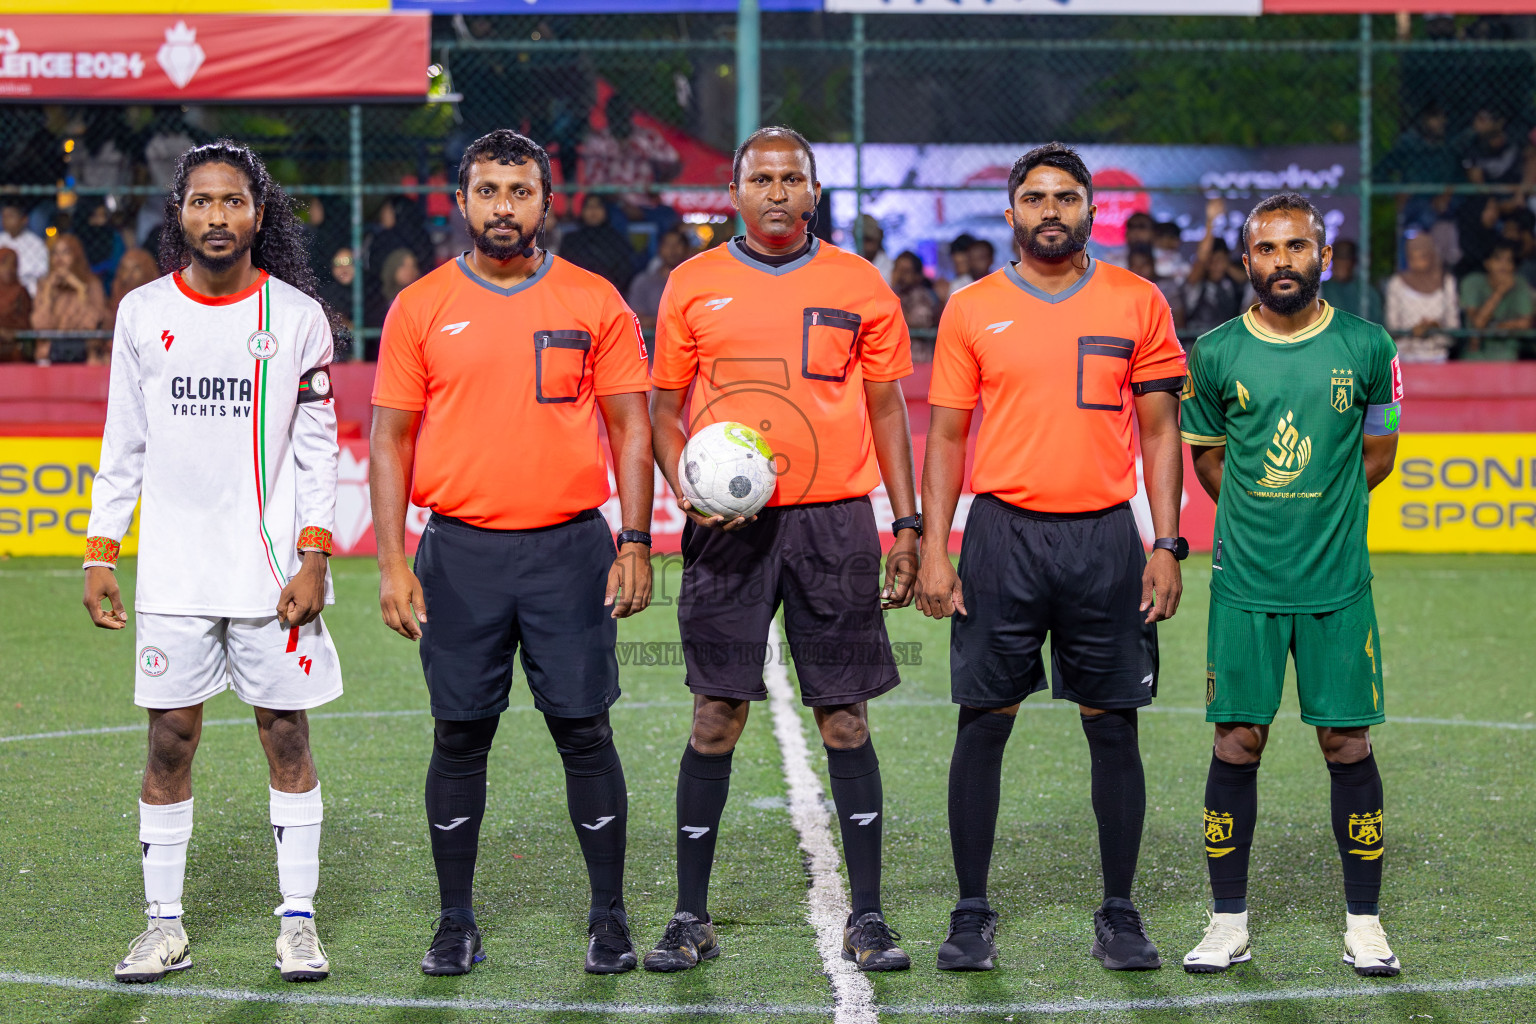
[4,970,1532,1017]
[764,618,878,1024]
[0,971,826,1015]
[882,971,1536,1015]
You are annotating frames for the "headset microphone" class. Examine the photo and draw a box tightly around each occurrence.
[522,198,553,259]
[801,210,813,221]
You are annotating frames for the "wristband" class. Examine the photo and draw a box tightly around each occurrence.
[297,526,333,556]
[891,514,924,537]
[84,536,120,570]
[1153,536,1189,560]
[617,529,653,547]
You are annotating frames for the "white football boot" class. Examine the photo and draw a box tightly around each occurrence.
[275,913,330,982]
[114,906,191,983]
[1343,913,1400,976]
[1182,910,1252,973]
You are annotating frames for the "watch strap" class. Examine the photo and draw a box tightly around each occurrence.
[891,514,923,537]
[617,529,653,547]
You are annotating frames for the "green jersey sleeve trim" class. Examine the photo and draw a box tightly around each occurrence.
[1181,431,1227,446]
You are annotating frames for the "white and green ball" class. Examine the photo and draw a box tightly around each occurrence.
[678,421,777,520]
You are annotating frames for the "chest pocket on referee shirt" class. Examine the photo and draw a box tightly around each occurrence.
[535,330,592,404]
[1076,335,1135,411]
[801,307,861,382]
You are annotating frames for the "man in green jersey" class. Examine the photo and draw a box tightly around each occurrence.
[1178,192,1404,978]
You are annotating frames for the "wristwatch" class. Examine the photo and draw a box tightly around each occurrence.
[617,529,653,547]
[891,514,924,537]
[1153,536,1189,560]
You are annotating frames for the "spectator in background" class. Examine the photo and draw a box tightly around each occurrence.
[1321,239,1383,323]
[319,247,356,329]
[580,93,682,207]
[0,203,48,297]
[76,200,126,280]
[1499,208,1536,285]
[1460,240,1532,360]
[562,193,636,295]
[936,232,979,303]
[968,238,996,278]
[627,227,690,334]
[860,218,894,283]
[31,234,107,366]
[1102,211,1155,269]
[1128,247,1185,333]
[108,247,158,330]
[370,247,421,336]
[368,195,434,277]
[1379,103,1461,228]
[304,196,350,285]
[1460,107,1524,188]
[1182,200,1245,338]
[540,209,563,258]
[890,249,942,334]
[1384,231,1459,363]
[1152,220,1190,282]
[0,248,33,363]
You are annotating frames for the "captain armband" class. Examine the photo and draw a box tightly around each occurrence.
[83,536,120,571]
[1363,401,1401,436]
[297,365,333,405]
[297,527,333,556]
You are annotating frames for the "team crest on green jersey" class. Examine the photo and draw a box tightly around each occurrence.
[1331,369,1354,414]
[1258,409,1312,489]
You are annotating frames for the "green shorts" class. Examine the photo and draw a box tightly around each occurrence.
[1205,588,1384,728]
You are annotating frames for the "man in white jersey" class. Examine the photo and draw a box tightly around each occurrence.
[83,140,343,985]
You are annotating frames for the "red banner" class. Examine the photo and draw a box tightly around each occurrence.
[0,14,429,101]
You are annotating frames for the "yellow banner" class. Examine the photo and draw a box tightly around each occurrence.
[5,1,387,11]
[1369,433,1536,552]
[0,438,138,558]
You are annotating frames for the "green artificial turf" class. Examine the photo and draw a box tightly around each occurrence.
[0,554,1531,1023]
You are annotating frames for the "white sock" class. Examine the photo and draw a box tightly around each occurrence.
[270,785,323,917]
[139,798,193,919]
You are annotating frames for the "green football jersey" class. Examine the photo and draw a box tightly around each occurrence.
[1181,302,1402,613]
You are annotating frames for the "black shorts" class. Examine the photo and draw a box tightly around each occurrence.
[677,496,900,707]
[415,510,619,721]
[950,494,1158,711]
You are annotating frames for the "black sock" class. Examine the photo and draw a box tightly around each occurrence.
[948,707,1015,904]
[1204,754,1260,914]
[675,744,733,918]
[1080,709,1146,903]
[425,716,499,915]
[545,712,628,923]
[1328,752,1384,914]
[826,738,884,919]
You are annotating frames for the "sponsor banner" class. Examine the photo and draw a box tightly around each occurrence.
[0,434,1217,557]
[828,0,1259,11]
[0,14,429,102]
[0,438,137,558]
[393,0,819,10]
[812,143,1358,281]
[1368,434,1536,553]
[1265,2,1536,11]
[7,1,387,11]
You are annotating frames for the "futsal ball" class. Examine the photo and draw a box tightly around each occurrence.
[678,421,777,520]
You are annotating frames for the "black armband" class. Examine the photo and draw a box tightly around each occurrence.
[298,365,333,404]
[1131,375,1186,396]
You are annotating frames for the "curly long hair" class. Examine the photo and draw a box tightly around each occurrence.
[159,139,349,345]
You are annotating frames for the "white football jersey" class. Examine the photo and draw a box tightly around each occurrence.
[88,270,338,616]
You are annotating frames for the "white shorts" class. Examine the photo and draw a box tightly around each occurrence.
[134,613,344,711]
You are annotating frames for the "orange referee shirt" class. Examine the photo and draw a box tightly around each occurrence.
[373,253,649,529]
[928,259,1186,513]
[650,237,912,506]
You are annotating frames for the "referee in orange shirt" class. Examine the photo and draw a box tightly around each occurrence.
[916,143,1187,973]
[369,131,655,976]
[643,126,919,973]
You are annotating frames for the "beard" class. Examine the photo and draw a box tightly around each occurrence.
[1251,259,1322,316]
[186,227,253,274]
[469,216,538,261]
[1015,216,1092,261]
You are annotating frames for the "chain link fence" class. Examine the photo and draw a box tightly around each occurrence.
[2,12,1534,361]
